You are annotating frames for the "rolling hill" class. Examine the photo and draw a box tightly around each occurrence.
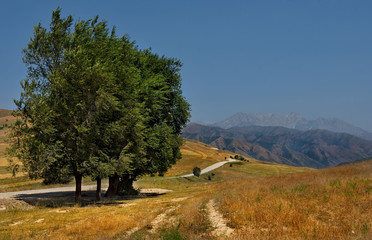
[0,109,13,118]
[0,138,370,239]
[182,123,372,168]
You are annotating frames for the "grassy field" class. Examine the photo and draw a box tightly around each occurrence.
[0,128,371,239]
[218,159,372,239]
[0,114,16,167]
[0,109,13,118]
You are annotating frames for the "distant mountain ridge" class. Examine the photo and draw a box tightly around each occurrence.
[182,123,372,168]
[212,112,372,141]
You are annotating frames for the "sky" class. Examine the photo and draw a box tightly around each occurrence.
[0,1,371,131]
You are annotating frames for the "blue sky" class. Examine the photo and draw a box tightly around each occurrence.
[1,1,371,131]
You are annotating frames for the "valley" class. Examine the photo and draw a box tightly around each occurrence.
[1,2,371,239]
[0,110,371,239]
[0,138,370,238]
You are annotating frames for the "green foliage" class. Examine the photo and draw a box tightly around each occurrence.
[231,162,243,166]
[160,225,187,240]
[9,8,190,198]
[234,154,245,160]
[193,167,201,177]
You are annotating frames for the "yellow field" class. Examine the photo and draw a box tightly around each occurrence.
[165,139,248,176]
[0,115,16,167]
[0,133,370,239]
[217,160,372,239]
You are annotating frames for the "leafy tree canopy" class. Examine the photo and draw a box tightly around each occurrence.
[9,8,190,201]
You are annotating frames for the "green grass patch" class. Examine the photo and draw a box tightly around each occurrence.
[230,162,243,166]
[160,225,187,240]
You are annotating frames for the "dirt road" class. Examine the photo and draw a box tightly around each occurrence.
[0,158,238,199]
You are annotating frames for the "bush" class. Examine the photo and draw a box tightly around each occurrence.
[208,175,212,180]
[193,167,201,177]
[234,154,245,161]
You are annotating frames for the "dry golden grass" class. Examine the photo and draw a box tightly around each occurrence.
[0,109,13,118]
[217,160,372,240]
[0,136,370,239]
[0,116,16,167]
[0,115,16,124]
[164,139,236,176]
[1,196,174,240]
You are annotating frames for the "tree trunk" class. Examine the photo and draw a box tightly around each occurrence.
[96,177,101,201]
[104,175,119,197]
[75,174,82,202]
[117,175,137,196]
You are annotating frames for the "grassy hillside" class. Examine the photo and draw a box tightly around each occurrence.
[217,159,372,239]
[0,112,18,181]
[0,138,370,239]
[0,109,13,118]
[0,114,17,179]
[165,139,254,176]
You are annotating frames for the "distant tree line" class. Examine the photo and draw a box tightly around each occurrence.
[231,155,247,161]
[8,8,190,202]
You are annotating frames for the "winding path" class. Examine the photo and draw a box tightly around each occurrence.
[0,158,238,199]
[178,158,237,177]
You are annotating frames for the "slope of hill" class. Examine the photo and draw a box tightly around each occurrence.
[212,112,372,141]
[182,123,372,168]
[0,110,17,170]
[0,139,370,239]
[0,109,13,118]
[217,158,372,239]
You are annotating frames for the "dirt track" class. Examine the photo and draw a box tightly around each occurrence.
[0,159,237,199]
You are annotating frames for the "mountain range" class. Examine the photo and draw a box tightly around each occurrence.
[212,112,372,141]
[182,123,372,168]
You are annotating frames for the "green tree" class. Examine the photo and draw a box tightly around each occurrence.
[105,45,191,197]
[10,8,142,201]
[193,167,201,177]
[10,8,190,201]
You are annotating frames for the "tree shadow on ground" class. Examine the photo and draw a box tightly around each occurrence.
[15,189,168,208]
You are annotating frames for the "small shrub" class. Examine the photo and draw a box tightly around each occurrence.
[193,167,201,177]
[208,175,212,180]
[233,154,245,160]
